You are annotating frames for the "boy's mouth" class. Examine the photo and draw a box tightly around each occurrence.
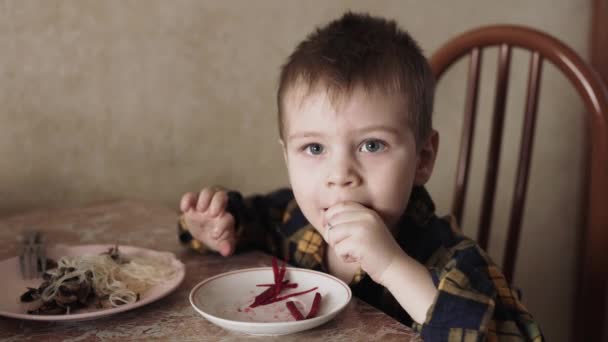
[322,203,373,212]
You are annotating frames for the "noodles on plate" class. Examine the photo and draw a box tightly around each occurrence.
[20,246,178,314]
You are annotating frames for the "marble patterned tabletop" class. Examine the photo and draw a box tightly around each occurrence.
[0,200,421,341]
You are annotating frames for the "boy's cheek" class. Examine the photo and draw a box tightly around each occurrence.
[291,194,323,231]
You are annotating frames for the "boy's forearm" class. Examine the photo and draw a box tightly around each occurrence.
[379,252,437,324]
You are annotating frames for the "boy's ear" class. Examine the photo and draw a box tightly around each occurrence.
[414,130,439,186]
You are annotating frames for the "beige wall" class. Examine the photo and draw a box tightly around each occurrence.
[0,1,590,341]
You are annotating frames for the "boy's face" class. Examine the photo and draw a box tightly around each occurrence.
[280,85,438,233]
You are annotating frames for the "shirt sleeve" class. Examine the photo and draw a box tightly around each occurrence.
[414,239,545,341]
[177,188,295,256]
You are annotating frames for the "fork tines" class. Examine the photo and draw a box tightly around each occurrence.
[19,231,46,279]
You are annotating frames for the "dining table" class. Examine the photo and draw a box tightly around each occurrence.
[0,199,422,341]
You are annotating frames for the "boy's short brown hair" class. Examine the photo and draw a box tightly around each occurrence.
[277,12,435,147]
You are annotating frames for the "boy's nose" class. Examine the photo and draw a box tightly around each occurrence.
[326,156,362,188]
[327,175,359,188]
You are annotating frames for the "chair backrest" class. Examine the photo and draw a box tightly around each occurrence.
[429,25,608,341]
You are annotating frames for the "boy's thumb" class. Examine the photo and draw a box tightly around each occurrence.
[217,240,233,257]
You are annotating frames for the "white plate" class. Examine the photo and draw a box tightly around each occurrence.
[0,244,185,321]
[189,267,351,335]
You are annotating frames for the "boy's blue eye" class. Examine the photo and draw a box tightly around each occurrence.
[305,143,324,155]
[359,139,386,153]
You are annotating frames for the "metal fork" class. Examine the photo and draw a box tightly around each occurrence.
[19,231,46,279]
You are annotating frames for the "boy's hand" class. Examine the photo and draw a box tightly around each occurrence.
[323,202,404,283]
[180,187,237,257]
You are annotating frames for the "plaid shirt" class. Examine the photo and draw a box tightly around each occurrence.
[178,186,544,341]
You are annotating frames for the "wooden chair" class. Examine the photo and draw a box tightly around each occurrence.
[429,25,608,341]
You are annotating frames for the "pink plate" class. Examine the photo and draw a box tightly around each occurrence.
[0,244,185,321]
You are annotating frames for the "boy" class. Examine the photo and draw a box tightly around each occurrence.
[178,12,543,341]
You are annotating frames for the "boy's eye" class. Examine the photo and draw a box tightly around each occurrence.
[304,143,324,155]
[359,139,386,153]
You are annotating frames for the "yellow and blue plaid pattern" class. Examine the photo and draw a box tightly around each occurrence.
[177,186,544,341]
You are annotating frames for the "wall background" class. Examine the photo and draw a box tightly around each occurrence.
[0,1,591,341]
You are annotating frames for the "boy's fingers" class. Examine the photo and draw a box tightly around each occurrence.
[327,211,371,229]
[212,223,230,240]
[330,232,360,263]
[324,202,366,222]
[325,210,373,236]
[214,228,230,241]
[212,214,235,239]
[186,209,235,256]
[196,188,214,212]
[325,221,352,246]
[217,238,235,257]
[180,192,197,212]
[212,217,236,257]
[209,191,228,217]
[334,241,359,263]
[187,220,207,242]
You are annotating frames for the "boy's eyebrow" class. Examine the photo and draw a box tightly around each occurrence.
[354,125,402,136]
[287,125,401,141]
[287,132,323,141]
